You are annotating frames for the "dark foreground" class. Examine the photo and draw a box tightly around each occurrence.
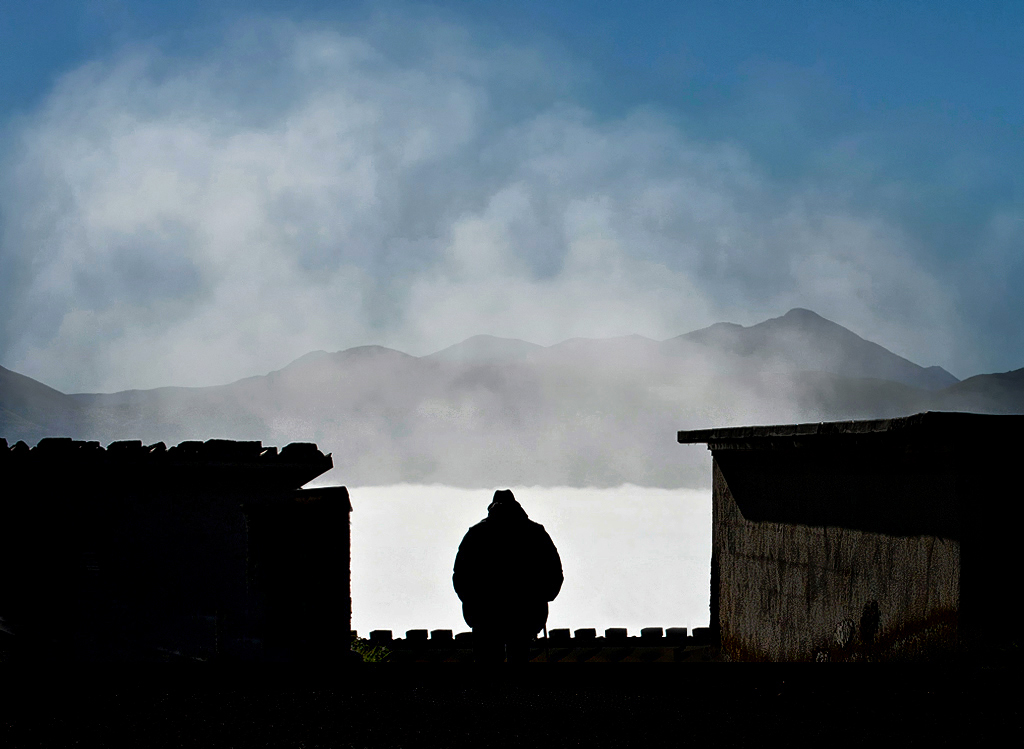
[0,664,1019,747]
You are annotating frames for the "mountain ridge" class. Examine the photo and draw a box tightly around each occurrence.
[673,308,958,390]
[2,309,1019,488]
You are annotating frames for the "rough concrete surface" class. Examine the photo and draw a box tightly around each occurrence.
[714,461,961,661]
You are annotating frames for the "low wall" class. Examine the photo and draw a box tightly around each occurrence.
[360,627,714,662]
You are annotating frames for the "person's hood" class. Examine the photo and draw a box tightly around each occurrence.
[486,489,529,521]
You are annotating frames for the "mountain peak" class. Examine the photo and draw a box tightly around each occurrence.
[783,307,823,320]
[426,335,544,363]
[675,309,958,391]
[780,307,834,325]
[774,308,846,332]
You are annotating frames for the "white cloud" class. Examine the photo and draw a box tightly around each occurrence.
[0,16,968,392]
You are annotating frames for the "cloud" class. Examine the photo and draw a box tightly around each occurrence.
[0,15,970,392]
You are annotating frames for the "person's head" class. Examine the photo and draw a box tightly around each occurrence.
[487,489,527,520]
[491,489,515,506]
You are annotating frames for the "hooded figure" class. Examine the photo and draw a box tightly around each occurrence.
[453,490,563,662]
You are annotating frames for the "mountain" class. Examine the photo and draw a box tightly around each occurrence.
[1,309,1019,488]
[936,367,1024,414]
[425,335,544,364]
[668,308,959,390]
[0,364,86,442]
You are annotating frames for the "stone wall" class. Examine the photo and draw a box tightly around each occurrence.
[712,459,960,661]
[0,437,349,663]
[682,412,1024,662]
[360,627,714,662]
[246,486,352,662]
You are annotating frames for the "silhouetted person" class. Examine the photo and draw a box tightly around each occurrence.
[453,490,563,662]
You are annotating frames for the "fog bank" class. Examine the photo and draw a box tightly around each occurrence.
[347,484,712,637]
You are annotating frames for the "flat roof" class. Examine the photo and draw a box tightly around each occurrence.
[677,411,1024,448]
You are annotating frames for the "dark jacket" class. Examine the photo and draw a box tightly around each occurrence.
[453,498,563,636]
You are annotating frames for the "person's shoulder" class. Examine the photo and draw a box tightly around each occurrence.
[462,518,491,536]
[526,519,552,535]
[456,521,488,553]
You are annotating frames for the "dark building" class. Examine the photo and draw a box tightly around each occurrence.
[678,411,1022,661]
[0,437,350,663]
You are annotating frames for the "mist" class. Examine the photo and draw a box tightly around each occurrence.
[0,16,974,396]
[2,307,943,491]
[346,484,712,638]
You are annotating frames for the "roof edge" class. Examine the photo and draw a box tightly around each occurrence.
[677,411,1024,445]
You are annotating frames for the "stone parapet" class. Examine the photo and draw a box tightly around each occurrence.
[352,627,715,662]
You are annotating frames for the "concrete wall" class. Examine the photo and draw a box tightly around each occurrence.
[712,451,961,661]
[246,486,352,662]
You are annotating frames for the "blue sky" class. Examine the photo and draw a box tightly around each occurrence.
[1,1,1021,391]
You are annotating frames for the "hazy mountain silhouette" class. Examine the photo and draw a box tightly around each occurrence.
[935,367,1024,414]
[667,308,958,390]
[0,364,86,441]
[426,335,545,363]
[1,309,1020,487]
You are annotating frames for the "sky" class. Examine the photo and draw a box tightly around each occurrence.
[1,1,1022,392]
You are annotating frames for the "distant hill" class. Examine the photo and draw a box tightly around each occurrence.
[669,308,959,390]
[0,364,86,442]
[425,335,544,363]
[1,309,1020,488]
[936,367,1024,414]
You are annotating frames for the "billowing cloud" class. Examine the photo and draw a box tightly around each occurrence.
[0,16,971,392]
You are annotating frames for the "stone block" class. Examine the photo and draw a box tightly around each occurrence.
[169,441,204,458]
[666,627,688,642]
[280,442,322,461]
[202,439,263,461]
[35,437,76,455]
